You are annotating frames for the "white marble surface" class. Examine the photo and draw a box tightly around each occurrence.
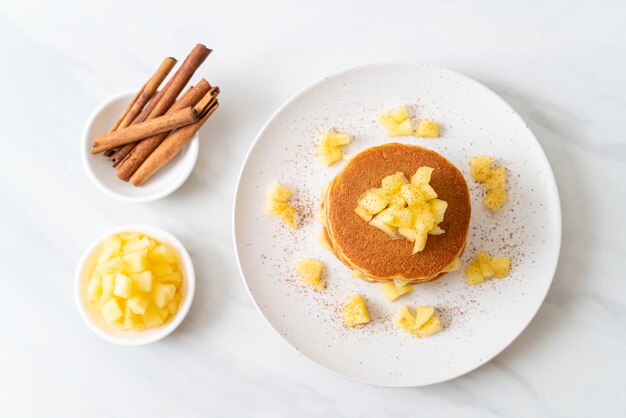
[1,0,625,416]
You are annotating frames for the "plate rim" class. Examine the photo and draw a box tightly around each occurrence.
[232,62,562,387]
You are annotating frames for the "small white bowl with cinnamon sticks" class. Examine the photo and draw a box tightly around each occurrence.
[81,44,220,202]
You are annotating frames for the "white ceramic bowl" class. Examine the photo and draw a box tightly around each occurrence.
[75,224,196,345]
[81,89,200,202]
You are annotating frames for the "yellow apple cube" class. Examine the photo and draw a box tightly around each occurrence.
[126,294,150,315]
[381,172,409,194]
[97,235,122,264]
[152,282,176,309]
[388,119,413,137]
[131,271,152,292]
[354,205,374,222]
[113,273,132,298]
[390,106,410,123]
[410,166,434,185]
[149,245,177,264]
[377,206,414,228]
[476,251,494,278]
[485,166,507,190]
[412,306,435,329]
[101,298,123,324]
[465,261,484,285]
[369,216,399,239]
[101,256,125,272]
[397,227,417,242]
[158,270,183,287]
[267,182,293,202]
[264,199,290,216]
[152,263,173,277]
[316,145,344,166]
[342,294,370,327]
[87,274,103,302]
[415,119,441,138]
[413,315,443,337]
[441,257,461,273]
[358,188,390,215]
[119,232,141,242]
[429,199,448,224]
[280,206,298,229]
[295,258,325,290]
[380,282,413,302]
[420,183,438,201]
[412,224,429,254]
[491,257,511,278]
[484,188,508,211]
[122,236,151,255]
[320,130,351,147]
[469,156,496,182]
[143,305,164,329]
[377,112,400,130]
[394,305,415,333]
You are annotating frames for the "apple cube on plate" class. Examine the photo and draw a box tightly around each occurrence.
[358,188,390,215]
[465,260,484,285]
[316,145,344,166]
[469,156,496,182]
[131,271,152,292]
[97,235,122,264]
[388,119,413,137]
[369,216,399,239]
[342,294,370,327]
[87,274,103,303]
[413,314,443,337]
[394,305,415,333]
[441,257,461,273]
[412,306,435,329]
[113,273,132,298]
[491,257,511,278]
[122,236,151,255]
[294,258,325,291]
[158,270,183,287]
[267,182,293,202]
[143,305,165,329]
[320,130,351,147]
[381,172,409,194]
[380,282,413,302]
[415,120,441,138]
[149,245,177,265]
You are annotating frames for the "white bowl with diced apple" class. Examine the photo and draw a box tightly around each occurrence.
[75,224,195,345]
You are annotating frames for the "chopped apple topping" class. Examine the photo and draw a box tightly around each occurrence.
[265,182,298,229]
[354,167,447,253]
[394,305,443,337]
[415,120,441,138]
[465,250,511,285]
[378,105,412,136]
[295,258,325,290]
[380,281,414,302]
[342,294,371,327]
[469,156,508,211]
[316,130,352,166]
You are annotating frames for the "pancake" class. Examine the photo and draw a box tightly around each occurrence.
[322,143,471,282]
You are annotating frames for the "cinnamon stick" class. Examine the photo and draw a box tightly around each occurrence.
[130,90,220,186]
[91,107,199,154]
[106,58,176,134]
[115,76,212,181]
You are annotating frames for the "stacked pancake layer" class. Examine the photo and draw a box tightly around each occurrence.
[321,143,471,284]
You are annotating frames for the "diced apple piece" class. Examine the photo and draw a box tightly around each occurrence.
[428,225,445,235]
[465,261,484,285]
[420,183,438,201]
[101,298,123,324]
[412,306,435,329]
[102,273,115,297]
[388,119,413,137]
[354,205,374,222]
[380,282,413,302]
[377,206,413,228]
[400,184,425,206]
[152,263,173,277]
[143,305,164,329]
[381,172,409,194]
[152,283,176,309]
[413,314,443,337]
[358,188,390,215]
[410,166,434,185]
[414,209,435,232]
[476,251,494,278]
[369,216,399,239]
[264,199,290,216]
[377,112,399,130]
[342,294,370,327]
[131,271,152,292]
[149,245,177,265]
[166,296,180,315]
[485,167,507,190]
[294,258,325,291]
[158,270,183,287]
[267,182,293,202]
[484,188,508,211]
[397,227,417,242]
[429,199,448,224]
[469,156,496,182]
[316,145,344,166]
[126,294,150,315]
[441,257,461,273]
[390,106,409,123]
[101,256,125,272]
[280,206,298,229]
[394,305,415,333]
[97,235,122,264]
[87,274,103,303]
[119,232,141,242]
[415,119,441,138]
[388,194,406,208]
[412,224,429,254]
[122,236,151,255]
[320,130,351,147]
[491,257,511,278]
[113,273,132,298]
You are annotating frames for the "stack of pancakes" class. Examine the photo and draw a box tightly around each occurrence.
[321,143,471,284]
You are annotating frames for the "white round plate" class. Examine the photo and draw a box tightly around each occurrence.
[233,63,561,387]
[81,89,199,203]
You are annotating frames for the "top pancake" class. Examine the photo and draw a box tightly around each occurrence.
[324,143,471,280]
